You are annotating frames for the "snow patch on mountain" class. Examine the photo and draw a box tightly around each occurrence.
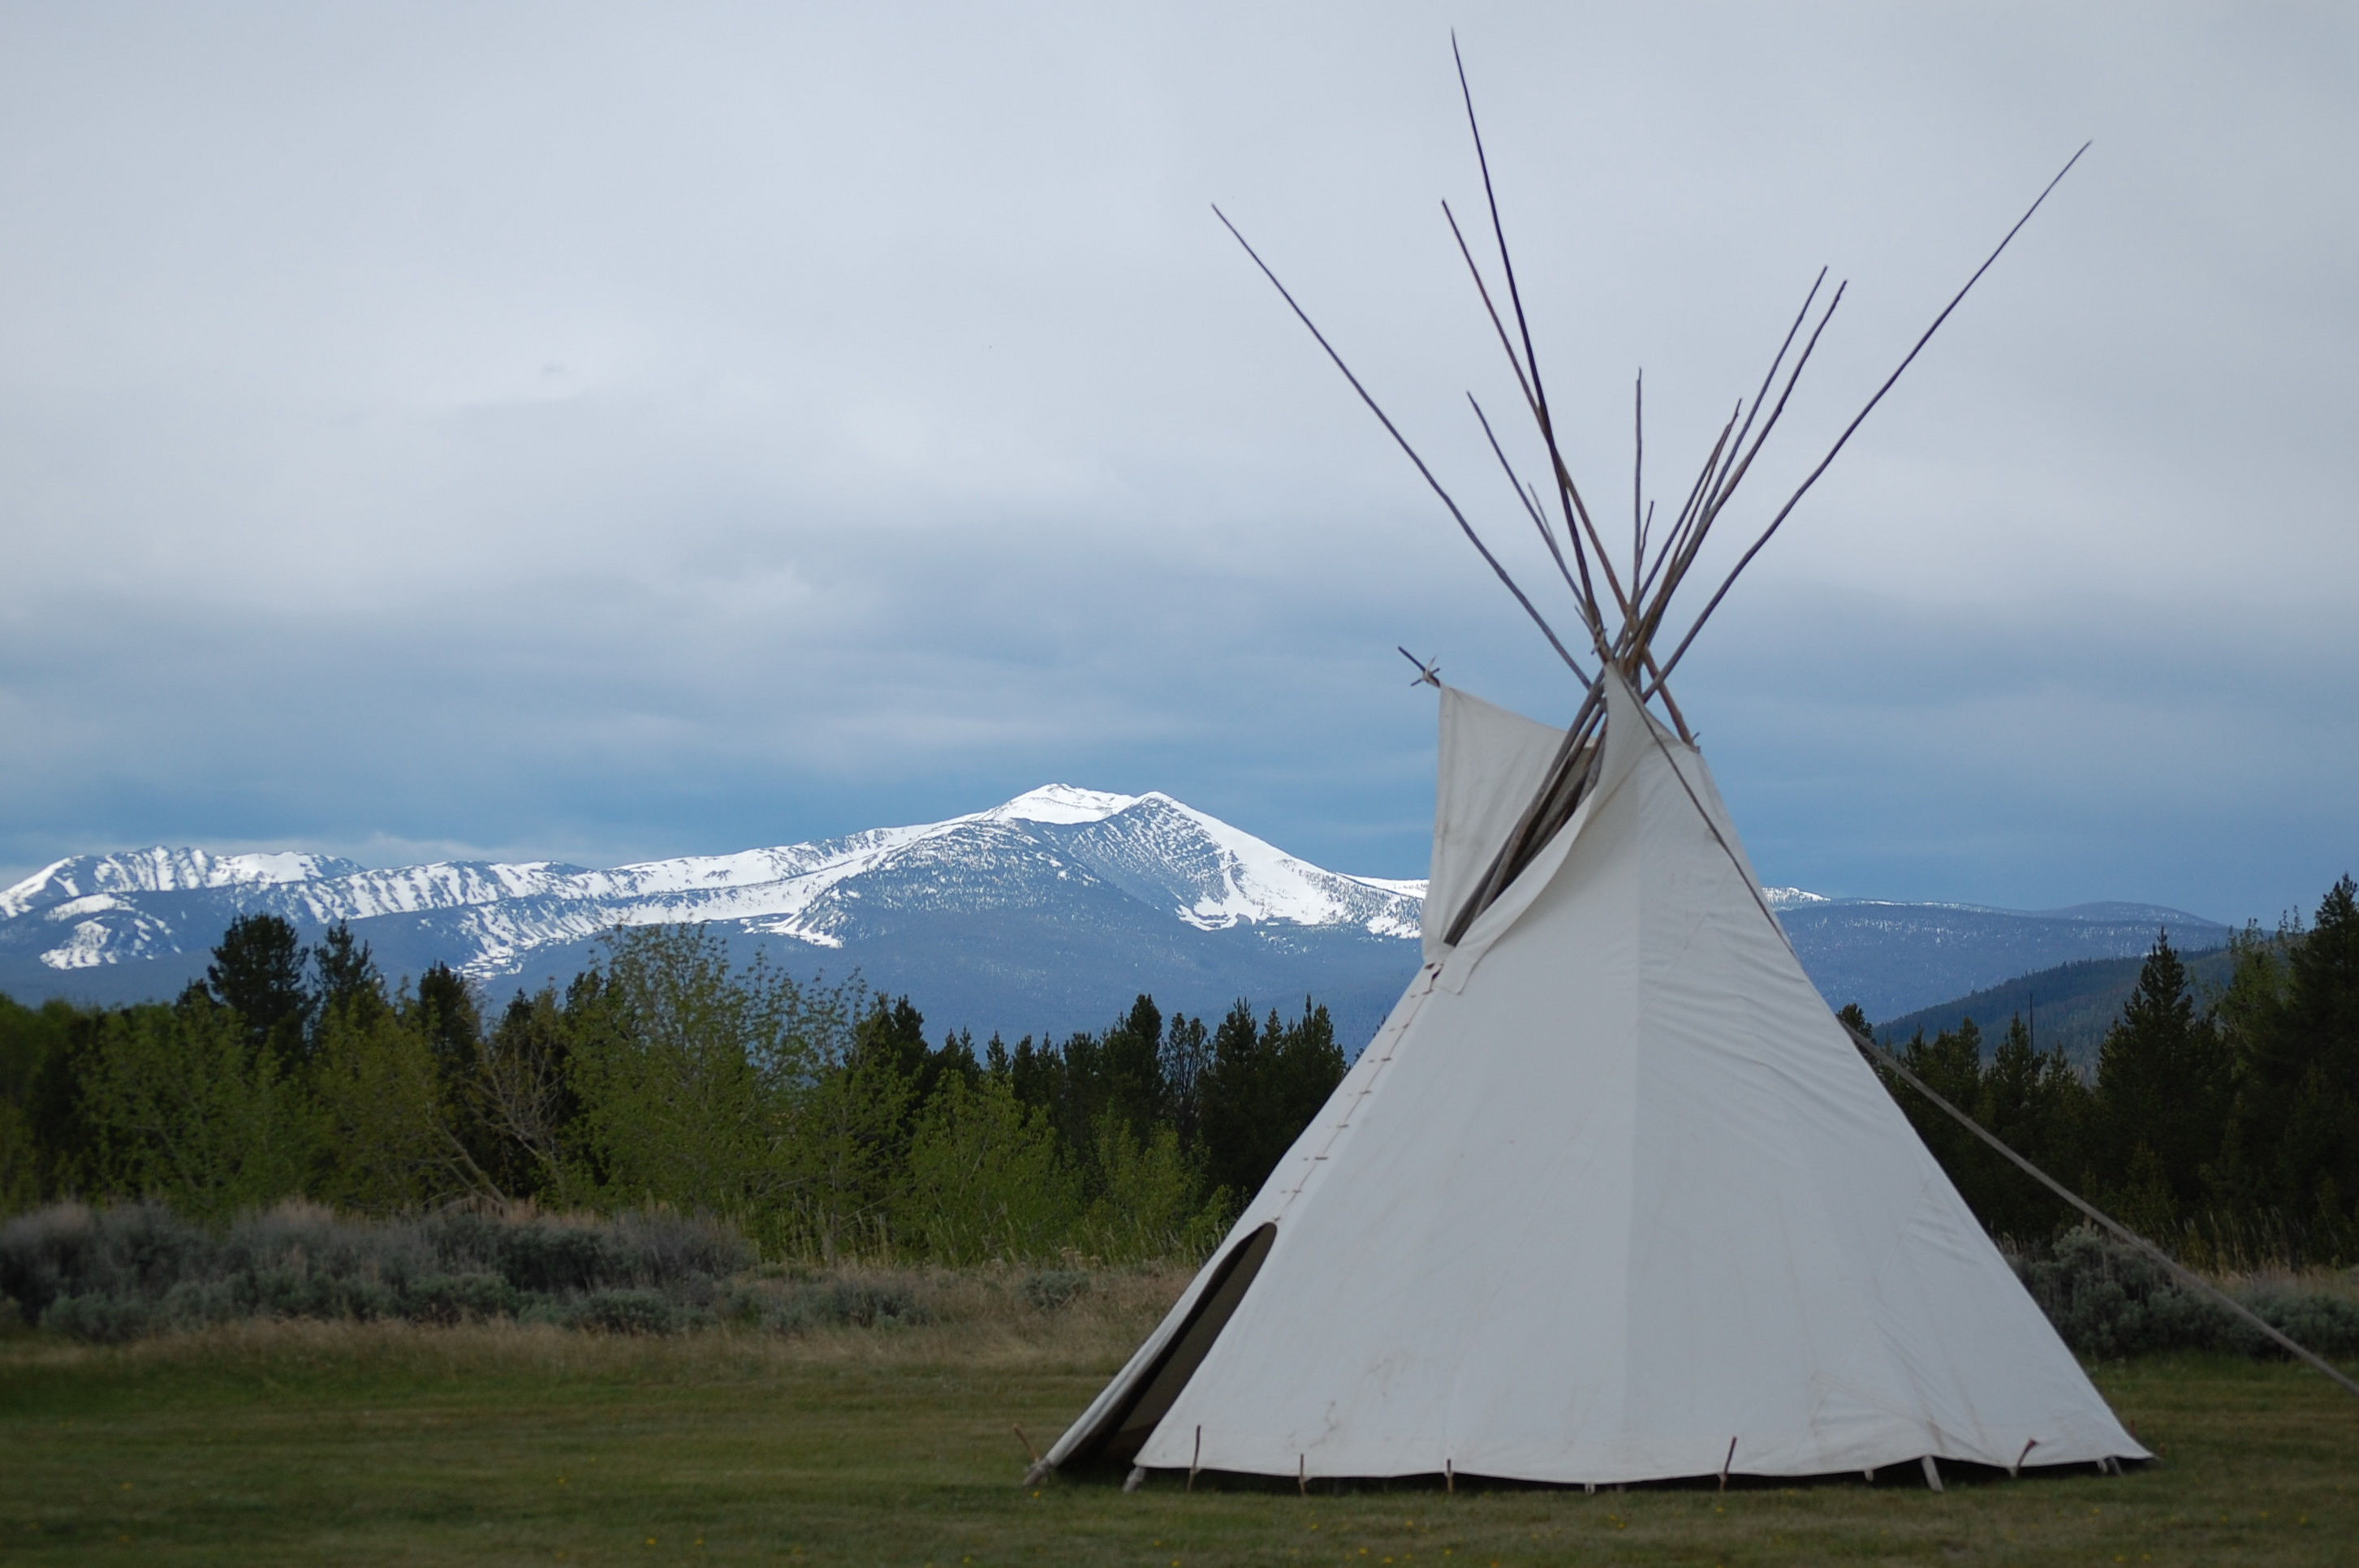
[981,784,1140,825]
[1348,876,1431,898]
[1,847,366,921]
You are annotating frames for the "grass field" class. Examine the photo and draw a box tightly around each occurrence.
[2,1284,2355,1566]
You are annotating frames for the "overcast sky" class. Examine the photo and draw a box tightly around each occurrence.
[2,2,2353,925]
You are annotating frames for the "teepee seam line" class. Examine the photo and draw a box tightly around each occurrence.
[1276,965,1439,1215]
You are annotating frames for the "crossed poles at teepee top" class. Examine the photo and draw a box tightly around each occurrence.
[1213,44,2359,1404]
[1216,37,2084,945]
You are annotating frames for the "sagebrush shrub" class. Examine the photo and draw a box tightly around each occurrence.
[0,1201,750,1341]
[2006,1226,2359,1359]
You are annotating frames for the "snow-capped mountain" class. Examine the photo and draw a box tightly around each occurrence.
[1,786,1421,977]
[0,787,1431,1043]
[0,786,2229,1041]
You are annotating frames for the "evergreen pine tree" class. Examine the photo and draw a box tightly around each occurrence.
[205,914,313,1058]
[2094,931,2232,1224]
[2265,877,2359,1237]
[1098,994,1169,1140]
[1196,998,1344,1204]
[1973,1014,2051,1238]
[309,922,386,1047]
[413,963,481,1080]
[1269,999,1343,1145]
[1197,999,1275,1201]
[1159,1011,1212,1157]
[1895,1019,1986,1187]
[1006,1034,1059,1122]
[1980,1014,2044,1149]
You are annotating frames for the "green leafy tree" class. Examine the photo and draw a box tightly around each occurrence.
[894,1072,1073,1264]
[566,927,814,1225]
[1077,1117,1226,1264]
[855,996,934,1096]
[787,1017,911,1261]
[475,984,585,1202]
[2267,879,2359,1239]
[80,995,317,1218]
[839,996,981,1183]
[0,994,80,1213]
[403,962,504,1183]
[414,963,481,1068]
[313,1002,494,1211]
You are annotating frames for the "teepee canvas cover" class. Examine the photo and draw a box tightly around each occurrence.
[1036,59,2149,1485]
[1044,676,2145,1484]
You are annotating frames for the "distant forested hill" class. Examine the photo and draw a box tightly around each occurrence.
[1876,941,2238,1066]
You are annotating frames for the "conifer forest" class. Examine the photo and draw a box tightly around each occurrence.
[2,873,2356,1272]
[1861,876,2359,1269]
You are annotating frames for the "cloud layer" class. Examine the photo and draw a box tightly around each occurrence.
[2,2,2353,926]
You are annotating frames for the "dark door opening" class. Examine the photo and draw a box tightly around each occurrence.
[1071,1221,1279,1468]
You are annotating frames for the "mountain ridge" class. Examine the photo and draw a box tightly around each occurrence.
[0,787,2228,1045]
[1,786,1425,975]
[1876,942,2240,1069]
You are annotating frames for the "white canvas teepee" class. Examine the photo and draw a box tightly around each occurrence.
[1041,675,2146,1484]
[1035,59,2147,1488]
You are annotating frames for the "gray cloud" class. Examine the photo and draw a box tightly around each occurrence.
[2,2,2353,927]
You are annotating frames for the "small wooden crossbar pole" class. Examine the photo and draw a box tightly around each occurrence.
[1011,1424,1040,1464]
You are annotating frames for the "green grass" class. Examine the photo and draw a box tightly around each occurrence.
[1,1307,2354,1566]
